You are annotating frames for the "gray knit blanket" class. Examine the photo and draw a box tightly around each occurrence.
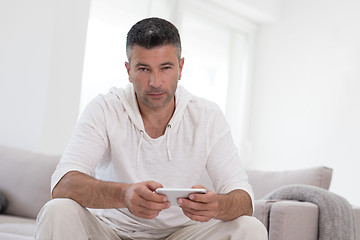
[263,184,355,240]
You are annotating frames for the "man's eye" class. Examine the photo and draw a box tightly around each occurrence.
[139,68,148,72]
[162,66,172,70]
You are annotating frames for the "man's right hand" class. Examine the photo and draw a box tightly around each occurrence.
[124,181,170,219]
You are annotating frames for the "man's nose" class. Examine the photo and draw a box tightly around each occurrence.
[149,71,162,88]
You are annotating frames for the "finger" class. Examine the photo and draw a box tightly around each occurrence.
[178,198,207,211]
[189,191,217,204]
[138,196,170,211]
[131,206,162,219]
[181,208,212,222]
[128,196,168,219]
[141,189,168,202]
[180,202,216,221]
[127,183,169,212]
[138,183,168,203]
[181,205,211,216]
[179,197,219,214]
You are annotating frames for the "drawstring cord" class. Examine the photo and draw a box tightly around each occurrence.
[136,130,144,167]
[166,124,172,161]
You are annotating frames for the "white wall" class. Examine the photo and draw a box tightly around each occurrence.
[0,0,91,154]
[248,0,360,205]
[234,0,284,22]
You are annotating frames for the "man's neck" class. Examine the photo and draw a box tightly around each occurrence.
[137,98,175,139]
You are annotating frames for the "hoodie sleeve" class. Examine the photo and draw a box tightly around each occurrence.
[51,95,109,193]
[205,107,255,207]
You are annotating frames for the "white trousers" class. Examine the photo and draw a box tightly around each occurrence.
[36,199,268,240]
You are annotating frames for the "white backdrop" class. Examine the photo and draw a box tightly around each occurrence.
[247,0,360,205]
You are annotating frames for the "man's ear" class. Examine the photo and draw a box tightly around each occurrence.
[125,62,132,83]
[178,57,184,80]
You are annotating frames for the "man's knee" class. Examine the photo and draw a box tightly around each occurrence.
[230,216,268,239]
[37,198,83,222]
[36,198,93,240]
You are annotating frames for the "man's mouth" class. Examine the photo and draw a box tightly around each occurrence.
[148,92,165,98]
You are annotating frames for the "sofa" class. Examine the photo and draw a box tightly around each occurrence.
[0,145,359,239]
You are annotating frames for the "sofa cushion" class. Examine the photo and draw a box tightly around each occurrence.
[247,166,332,199]
[0,215,36,237]
[0,233,34,240]
[0,145,60,219]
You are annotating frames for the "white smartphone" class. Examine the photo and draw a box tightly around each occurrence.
[155,188,207,206]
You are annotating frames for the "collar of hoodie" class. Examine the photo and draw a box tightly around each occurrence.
[113,84,192,168]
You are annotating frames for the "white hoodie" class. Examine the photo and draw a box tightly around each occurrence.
[51,84,253,238]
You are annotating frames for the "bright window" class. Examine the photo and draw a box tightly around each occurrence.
[80,0,149,112]
[180,11,231,111]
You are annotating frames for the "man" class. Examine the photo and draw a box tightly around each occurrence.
[36,17,267,240]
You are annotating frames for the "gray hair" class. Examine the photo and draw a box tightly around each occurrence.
[126,17,182,61]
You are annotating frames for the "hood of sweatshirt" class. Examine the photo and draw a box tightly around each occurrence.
[109,84,193,166]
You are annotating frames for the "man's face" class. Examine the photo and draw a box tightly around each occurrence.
[125,45,184,111]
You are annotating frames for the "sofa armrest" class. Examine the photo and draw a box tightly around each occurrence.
[268,200,318,240]
[253,199,276,229]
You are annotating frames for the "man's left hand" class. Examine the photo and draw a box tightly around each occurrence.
[177,185,219,222]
